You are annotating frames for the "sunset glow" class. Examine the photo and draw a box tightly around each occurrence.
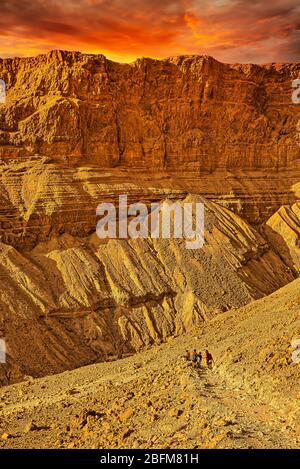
[0,0,300,63]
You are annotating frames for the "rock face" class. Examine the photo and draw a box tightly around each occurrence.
[0,51,299,227]
[0,51,299,384]
[0,51,300,171]
[0,196,296,385]
[263,200,300,274]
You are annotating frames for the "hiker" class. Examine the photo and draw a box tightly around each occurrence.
[185,350,191,361]
[191,349,198,367]
[205,349,213,369]
[196,351,202,368]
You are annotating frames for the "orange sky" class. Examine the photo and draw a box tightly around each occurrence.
[0,0,299,63]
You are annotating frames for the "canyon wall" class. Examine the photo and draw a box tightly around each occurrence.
[0,51,300,250]
[0,51,300,171]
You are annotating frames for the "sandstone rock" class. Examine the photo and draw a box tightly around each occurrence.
[120,427,133,440]
[125,392,135,400]
[67,388,80,396]
[1,194,294,385]
[149,413,159,422]
[0,52,299,178]
[168,408,183,418]
[23,421,36,433]
[264,202,300,274]
[119,408,134,423]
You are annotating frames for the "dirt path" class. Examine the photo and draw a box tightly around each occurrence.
[0,334,297,449]
[187,366,294,448]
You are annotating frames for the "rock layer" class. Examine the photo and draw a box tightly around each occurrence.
[0,51,300,171]
[263,201,300,274]
[0,196,296,385]
[0,51,300,228]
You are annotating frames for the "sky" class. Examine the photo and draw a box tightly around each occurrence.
[0,0,299,63]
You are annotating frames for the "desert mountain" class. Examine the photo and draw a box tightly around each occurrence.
[0,52,299,386]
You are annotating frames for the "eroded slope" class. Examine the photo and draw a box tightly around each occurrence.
[0,196,296,385]
[0,278,299,449]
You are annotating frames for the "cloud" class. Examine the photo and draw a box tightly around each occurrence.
[0,0,299,62]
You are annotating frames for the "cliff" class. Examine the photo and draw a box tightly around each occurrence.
[0,51,300,171]
[0,52,299,384]
[0,51,299,249]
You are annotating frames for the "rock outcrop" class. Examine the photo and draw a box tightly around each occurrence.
[263,200,300,274]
